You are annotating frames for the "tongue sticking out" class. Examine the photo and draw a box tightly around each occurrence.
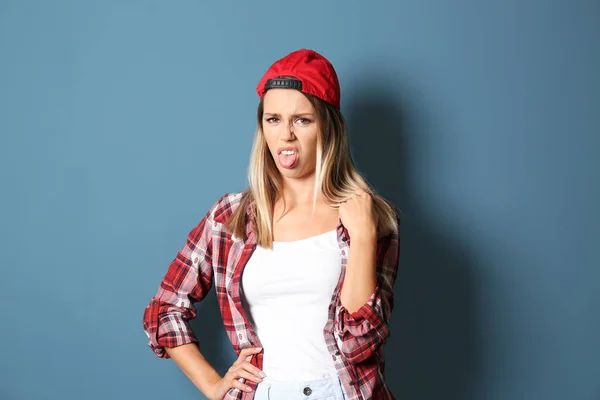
[278,153,298,169]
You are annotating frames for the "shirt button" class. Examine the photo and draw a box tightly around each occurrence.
[303,387,312,396]
[341,250,346,255]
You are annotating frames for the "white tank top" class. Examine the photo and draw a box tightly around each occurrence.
[240,229,342,382]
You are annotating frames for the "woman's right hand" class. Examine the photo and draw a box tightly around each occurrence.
[207,347,265,400]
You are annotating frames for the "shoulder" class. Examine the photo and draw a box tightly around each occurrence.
[208,191,246,225]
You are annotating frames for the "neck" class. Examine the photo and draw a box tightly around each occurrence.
[278,174,321,206]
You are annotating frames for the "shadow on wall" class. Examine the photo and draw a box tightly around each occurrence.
[345,77,481,400]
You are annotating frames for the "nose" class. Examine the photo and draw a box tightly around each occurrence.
[280,122,295,140]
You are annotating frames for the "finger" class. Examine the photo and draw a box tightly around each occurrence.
[230,377,254,393]
[235,347,262,364]
[234,367,264,384]
[239,347,262,358]
[241,361,266,380]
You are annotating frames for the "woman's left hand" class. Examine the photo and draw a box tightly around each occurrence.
[338,189,377,241]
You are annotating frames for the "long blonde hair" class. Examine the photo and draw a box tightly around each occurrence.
[225,90,400,248]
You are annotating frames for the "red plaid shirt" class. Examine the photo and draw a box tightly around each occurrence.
[143,192,400,400]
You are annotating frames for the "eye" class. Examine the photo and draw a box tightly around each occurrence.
[296,117,312,125]
[265,117,279,123]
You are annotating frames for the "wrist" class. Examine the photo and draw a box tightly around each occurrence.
[204,374,222,391]
[350,229,377,244]
[196,369,222,397]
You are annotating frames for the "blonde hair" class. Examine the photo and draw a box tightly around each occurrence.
[225,89,400,248]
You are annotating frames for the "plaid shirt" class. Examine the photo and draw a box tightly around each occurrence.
[143,192,400,400]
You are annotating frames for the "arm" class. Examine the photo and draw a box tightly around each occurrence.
[142,195,266,399]
[164,344,222,396]
[334,209,401,365]
[142,196,223,392]
[142,204,215,357]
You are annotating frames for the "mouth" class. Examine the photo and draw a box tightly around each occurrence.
[277,147,299,169]
[277,147,298,155]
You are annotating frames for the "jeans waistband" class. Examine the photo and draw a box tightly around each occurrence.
[256,375,345,399]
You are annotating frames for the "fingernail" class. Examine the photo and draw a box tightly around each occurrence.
[246,386,253,392]
[259,371,266,377]
[256,347,263,351]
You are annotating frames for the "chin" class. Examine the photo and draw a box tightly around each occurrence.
[278,168,300,177]
[278,167,315,180]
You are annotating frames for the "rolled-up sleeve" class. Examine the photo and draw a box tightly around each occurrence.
[334,209,400,364]
[142,199,219,359]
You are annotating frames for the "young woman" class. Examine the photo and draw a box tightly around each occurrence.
[143,49,401,400]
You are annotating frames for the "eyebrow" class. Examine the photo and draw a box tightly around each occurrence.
[263,112,315,117]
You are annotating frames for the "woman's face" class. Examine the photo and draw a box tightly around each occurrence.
[262,88,319,181]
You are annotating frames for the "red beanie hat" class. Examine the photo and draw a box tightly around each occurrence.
[256,49,341,108]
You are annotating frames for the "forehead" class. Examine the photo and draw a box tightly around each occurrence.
[263,89,314,113]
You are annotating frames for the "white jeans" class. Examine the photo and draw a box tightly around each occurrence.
[252,375,347,400]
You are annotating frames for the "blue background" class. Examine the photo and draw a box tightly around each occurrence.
[1,1,598,399]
